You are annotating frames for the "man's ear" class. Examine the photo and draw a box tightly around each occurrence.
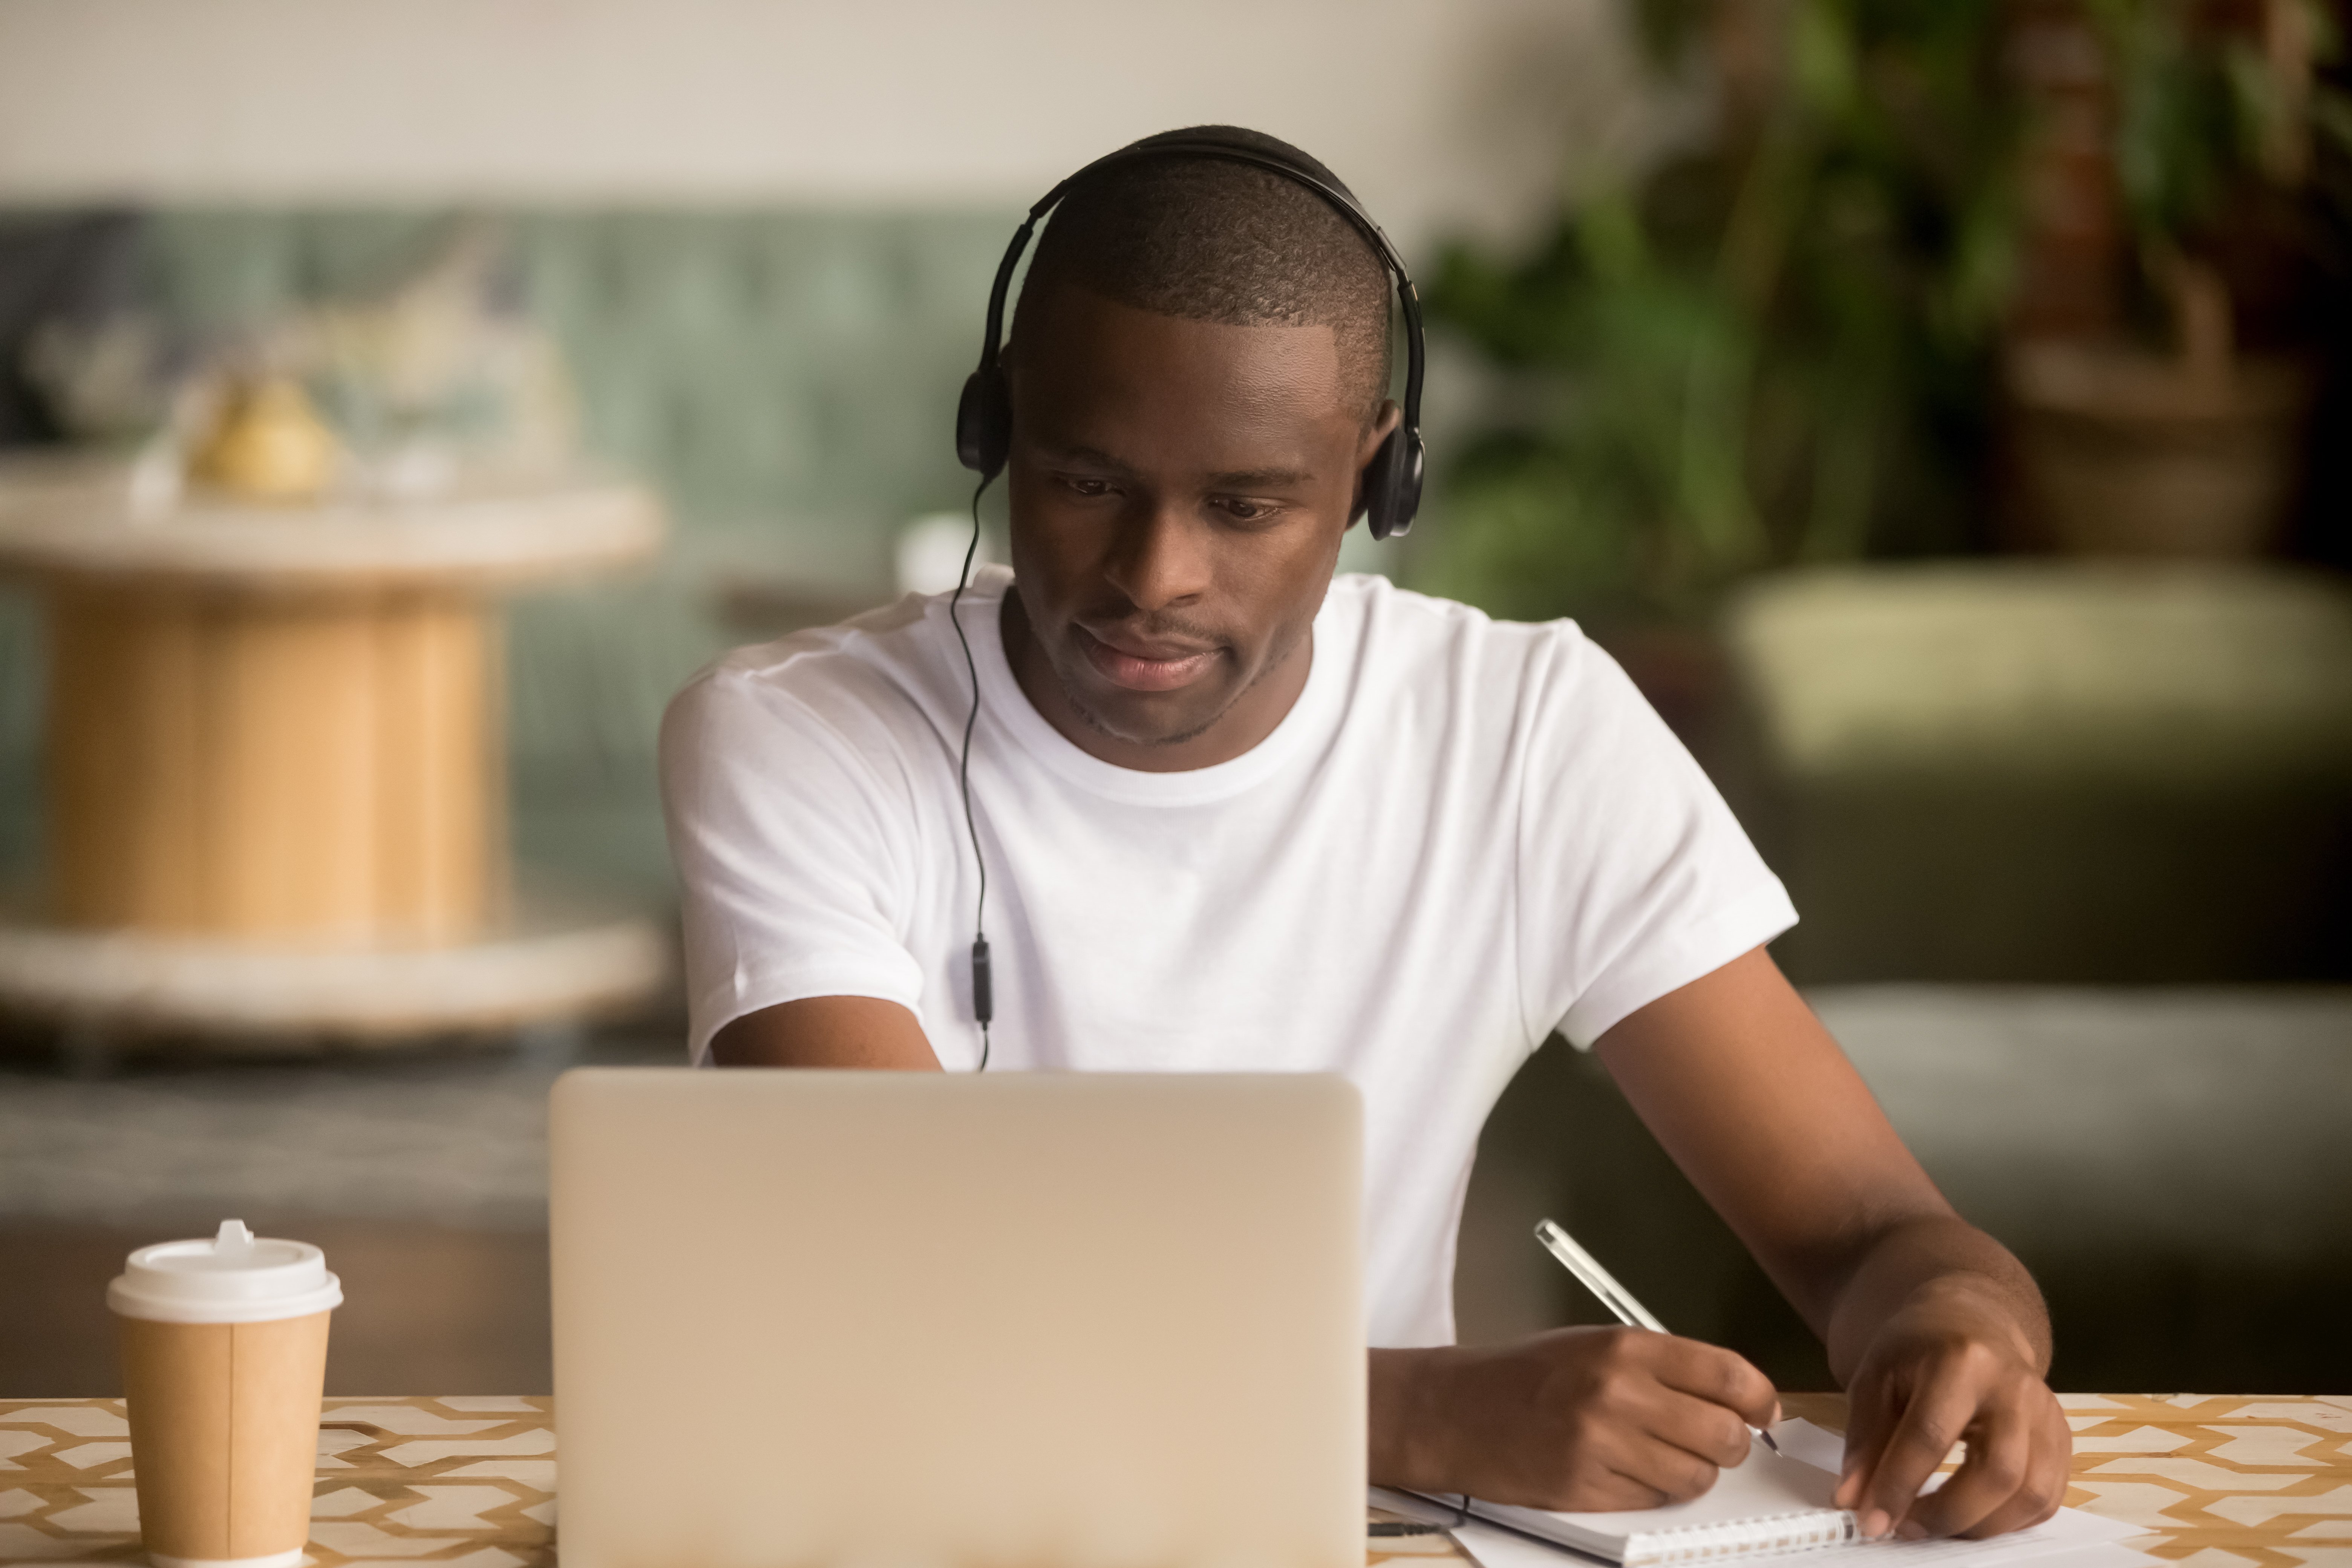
[1348,399,1406,525]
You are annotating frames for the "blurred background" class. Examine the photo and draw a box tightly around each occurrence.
[0,0,2345,1399]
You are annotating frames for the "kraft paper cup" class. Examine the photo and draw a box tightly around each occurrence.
[110,1220,342,1568]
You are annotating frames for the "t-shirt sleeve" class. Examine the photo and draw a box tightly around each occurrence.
[660,663,928,1063]
[1516,633,1797,1049]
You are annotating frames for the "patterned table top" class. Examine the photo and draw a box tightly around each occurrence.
[2,1394,2345,1566]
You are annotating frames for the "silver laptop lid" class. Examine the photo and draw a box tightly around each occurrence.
[551,1069,1363,1568]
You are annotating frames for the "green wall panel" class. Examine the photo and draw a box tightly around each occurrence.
[3,204,1020,903]
[135,206,1012,584]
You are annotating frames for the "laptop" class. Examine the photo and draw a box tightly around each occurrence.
[549,1068,1364,1568]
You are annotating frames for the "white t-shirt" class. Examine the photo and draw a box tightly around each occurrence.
[660,567,1796,1348]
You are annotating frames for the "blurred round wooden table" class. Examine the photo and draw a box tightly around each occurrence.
[0,455,668,1041]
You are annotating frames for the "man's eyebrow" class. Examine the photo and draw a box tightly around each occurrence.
[1035,442,1136,473]
[1036,444,1317,491]
[1206,466,1317,490]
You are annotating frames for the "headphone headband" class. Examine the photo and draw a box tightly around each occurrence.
[958,129,1426,539]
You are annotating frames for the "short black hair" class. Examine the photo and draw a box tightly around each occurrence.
[1013,126,1395,424]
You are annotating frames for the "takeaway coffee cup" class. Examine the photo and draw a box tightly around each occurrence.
[109,1220,341,1568]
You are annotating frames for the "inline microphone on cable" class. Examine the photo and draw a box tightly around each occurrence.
[971,936,994,1027]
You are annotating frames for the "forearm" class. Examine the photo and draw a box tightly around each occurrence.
[1820,1213,2050,1386]
[709,995,943,1068]
[1586,952,2064,1536]
[1369,1347,1446,1492]
[1589,949,2049,1391]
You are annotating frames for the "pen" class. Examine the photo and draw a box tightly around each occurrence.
[1534,1218,1782,1456]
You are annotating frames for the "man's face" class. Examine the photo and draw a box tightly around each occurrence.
[1004,286,1393,758]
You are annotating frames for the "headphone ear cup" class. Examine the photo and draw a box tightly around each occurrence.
[956,366,1012,478]
[1392,427,1424,538]
[1362,426,1424,541]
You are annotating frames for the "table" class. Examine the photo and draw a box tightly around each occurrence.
[2,1394,2346,1566]
[0,456,669,1040]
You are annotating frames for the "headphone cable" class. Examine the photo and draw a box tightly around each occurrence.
[948,476,994,1070]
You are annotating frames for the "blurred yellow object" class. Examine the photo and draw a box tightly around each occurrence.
[187,376,340,501]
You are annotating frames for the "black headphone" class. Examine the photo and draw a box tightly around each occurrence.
[954,126,1428,539]
[945,129,1428,1068]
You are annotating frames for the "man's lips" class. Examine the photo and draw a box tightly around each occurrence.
[1075,623,1220,692]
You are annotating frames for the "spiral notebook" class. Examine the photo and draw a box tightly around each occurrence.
[1389,1421,2152,1568]
[1453,1434,1858,1566]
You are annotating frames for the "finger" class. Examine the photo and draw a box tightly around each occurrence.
[1649,1339,1781,1431]
[1606,1428,1726,1506]
[1860,1382,1977,1540]
[1905,1397,2032,1539]
[1642,1385,1758,1472]
[1957,1397,2072,1538]
[1572,1468,1680,1512]
[1834,1380,1897,1515]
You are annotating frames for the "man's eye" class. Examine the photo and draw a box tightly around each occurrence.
[1061,476,1114,498]
[1216,498,1275,523]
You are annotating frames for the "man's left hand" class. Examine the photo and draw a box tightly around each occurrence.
[1833,1281,2072,1540]
[1596,949,2069,1541]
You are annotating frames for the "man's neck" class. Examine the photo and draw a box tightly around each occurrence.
[998,587,1313,773]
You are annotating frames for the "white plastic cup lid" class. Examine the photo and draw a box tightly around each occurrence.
[107,1220,343,1324]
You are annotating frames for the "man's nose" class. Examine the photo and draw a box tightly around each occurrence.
[1102,498,1211,612]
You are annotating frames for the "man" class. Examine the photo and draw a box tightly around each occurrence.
[661,127,2069,1540]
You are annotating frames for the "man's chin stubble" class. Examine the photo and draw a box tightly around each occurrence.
[1054,666,1233,749]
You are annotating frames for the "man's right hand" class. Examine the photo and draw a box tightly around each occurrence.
[1369,1328,1781,1510]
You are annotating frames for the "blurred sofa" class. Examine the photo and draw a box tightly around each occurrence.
[1720,562,2352,983]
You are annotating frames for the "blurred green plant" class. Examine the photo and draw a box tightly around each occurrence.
[1419,0,2352,625]
[2102,0,2346,231]
[2093,0,2352,312]
[1419,0,2020,626]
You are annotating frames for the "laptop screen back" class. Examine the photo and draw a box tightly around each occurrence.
[550,1069,1363,1568]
